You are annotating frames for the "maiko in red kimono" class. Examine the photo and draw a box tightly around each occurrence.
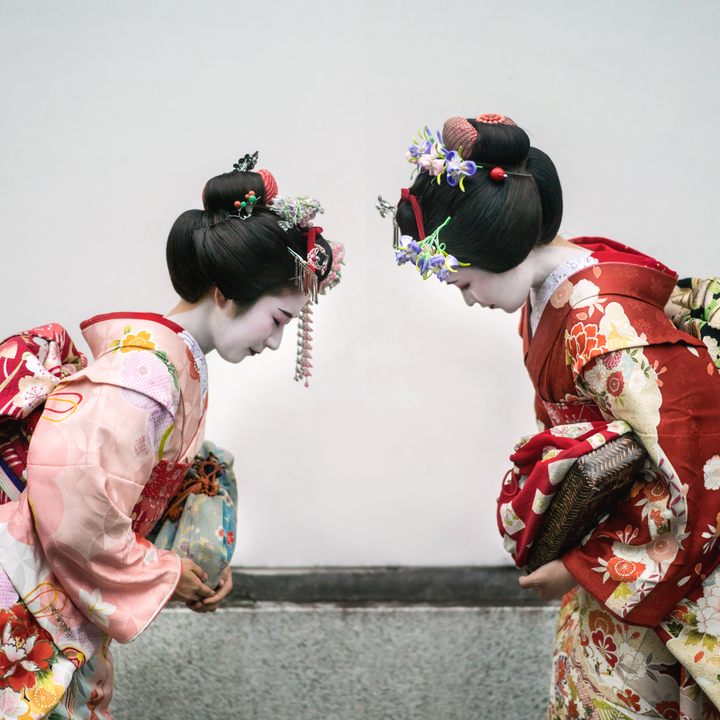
[498,238,720,718]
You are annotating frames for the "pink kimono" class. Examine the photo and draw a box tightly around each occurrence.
[0,313,207,719]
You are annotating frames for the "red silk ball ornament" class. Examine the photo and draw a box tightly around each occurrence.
[489,167,507,182]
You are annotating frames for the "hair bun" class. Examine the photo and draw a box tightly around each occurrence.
[442,117,478,155]
[464,113,530,166]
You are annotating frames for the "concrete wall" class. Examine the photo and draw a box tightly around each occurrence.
[2,1,719,567]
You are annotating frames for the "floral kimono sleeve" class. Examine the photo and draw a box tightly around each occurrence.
[561,302,720,627]
[24,349,182,643]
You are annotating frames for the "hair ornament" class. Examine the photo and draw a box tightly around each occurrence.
[269,195,341,387]
[257,168,278,204]
[406,127,477,191]
[476,113,516,126]
[233,152,259,172]
[233,190,258,219]
[290,225,328,387]
[408,117,529,189]
[395,217,468,282]
[376,195,400,248]
[270,196,324,231]
[319,239,344,294]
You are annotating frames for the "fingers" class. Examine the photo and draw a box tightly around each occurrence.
[194,580,215,598]
[202,576,232,607]
[188,560,209,584]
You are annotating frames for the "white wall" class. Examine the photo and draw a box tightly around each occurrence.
[1,0,719,566]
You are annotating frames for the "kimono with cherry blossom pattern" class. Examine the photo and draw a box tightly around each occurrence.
[501,238,720,719]
[0,313,207,719]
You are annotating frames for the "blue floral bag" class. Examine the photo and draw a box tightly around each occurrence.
[152,441,237,589]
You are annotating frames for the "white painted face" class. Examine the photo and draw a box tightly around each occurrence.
[446,264,535,313]
[210,289,307,363]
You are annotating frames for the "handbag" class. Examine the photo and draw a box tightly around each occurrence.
[152,440,238,589]
[525,434,647,572]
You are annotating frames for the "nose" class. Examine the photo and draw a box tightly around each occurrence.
[265,326,284,351]
[461,288,476,307]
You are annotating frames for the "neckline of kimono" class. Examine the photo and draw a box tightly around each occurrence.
[523,260,680,373]
[80,311,186,335]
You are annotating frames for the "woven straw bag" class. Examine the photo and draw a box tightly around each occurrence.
[525,434,647,572]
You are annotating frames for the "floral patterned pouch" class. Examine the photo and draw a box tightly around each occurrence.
[151,441,237,589]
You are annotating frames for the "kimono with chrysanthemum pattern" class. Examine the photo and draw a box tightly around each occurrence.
[0,313,207,719]
[507,238,720,718]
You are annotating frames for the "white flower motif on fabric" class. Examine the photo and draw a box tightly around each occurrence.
[703,455,720,491]
[502,534,517,555]
[529,252,598,333]
[532,488,554,515]
[549,423,593,439]
[606,420,631,435]
[547,458,578,487]
[569,279,601,308]
[79,588,117,628]
[587,432,607,450]
[0,688,29,718]
[695,574,720,636]
[499,503,526,535]
[598,302,648,351]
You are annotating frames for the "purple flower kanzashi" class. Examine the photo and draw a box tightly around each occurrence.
[394,219,468,283]
[443,150,477,190]
[406,127,435,163]
[395,236,422,265]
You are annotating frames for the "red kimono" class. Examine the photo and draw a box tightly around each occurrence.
[498,238,720,715]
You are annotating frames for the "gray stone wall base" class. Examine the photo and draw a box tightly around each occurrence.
[113,604,558,720]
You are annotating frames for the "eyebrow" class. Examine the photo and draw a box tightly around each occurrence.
[279,309,294,319]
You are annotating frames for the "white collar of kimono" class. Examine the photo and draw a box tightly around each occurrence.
[529,251,598,333]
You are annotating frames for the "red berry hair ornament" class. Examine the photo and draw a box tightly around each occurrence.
[476,113,517,126]
[489,167,508,182]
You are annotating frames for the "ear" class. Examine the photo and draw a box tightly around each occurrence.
[212,287,230,309]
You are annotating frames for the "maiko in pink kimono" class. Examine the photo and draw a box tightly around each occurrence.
[0,153,343,719]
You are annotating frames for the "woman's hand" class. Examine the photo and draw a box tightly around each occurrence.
[518,559,577,601]
[187,565,233,613]
[171,558,215,604]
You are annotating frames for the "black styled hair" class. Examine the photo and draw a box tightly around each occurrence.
[167,164,333,306]
[396,116,562,273]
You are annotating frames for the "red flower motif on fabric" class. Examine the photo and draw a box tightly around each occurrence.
[565,323,608,376]
[643,479,669,503]
[588,609,616,636]
[0,603,55,692]
[590,630,618,668]
[607,557,646,582]
[567,700,579,720]
[649,507,665,526]
[616,689,641,711]
[606,371,625,397]
[601,351,622,370]
[656,701,681,720]
[185,346,199,381]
